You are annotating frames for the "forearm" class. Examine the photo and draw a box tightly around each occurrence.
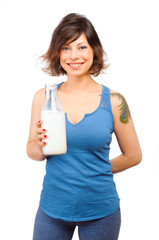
[110,153,142,174]
[27,140,46,161]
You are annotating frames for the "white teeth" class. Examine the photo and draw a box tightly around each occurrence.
[69,64,82,67]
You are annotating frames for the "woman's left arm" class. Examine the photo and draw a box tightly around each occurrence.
[110,91,142,174]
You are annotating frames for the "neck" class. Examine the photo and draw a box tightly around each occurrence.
[65,74,95,91]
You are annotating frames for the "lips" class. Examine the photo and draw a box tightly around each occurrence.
[67,62,84,70]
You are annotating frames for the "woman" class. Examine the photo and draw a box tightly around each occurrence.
[27,13,142,240]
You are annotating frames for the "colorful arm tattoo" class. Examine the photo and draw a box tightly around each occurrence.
[110,93,131,124]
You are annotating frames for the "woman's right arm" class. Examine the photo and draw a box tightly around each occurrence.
[26,88,46,161]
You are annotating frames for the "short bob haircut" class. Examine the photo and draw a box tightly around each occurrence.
[41,13,109,77]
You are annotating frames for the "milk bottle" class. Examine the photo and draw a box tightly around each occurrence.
[41,83,67,155]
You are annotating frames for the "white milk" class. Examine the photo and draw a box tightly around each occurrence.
[41,110,67,155]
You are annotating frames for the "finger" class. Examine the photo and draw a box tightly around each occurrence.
[37,140,47,148]
[36,128,46,134]
[39,139,47,147]
[42,141,47,146]
[36,120,43,127]
[37,132,48,141]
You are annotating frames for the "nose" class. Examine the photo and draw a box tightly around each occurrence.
[69,48,80,60]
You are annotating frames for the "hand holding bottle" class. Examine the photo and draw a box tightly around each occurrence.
[36,120,47,148]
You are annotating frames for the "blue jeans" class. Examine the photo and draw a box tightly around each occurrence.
[33,207,121,240]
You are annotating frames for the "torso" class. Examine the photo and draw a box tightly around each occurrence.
[39,83,120,221]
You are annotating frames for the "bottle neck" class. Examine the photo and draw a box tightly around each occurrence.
[42,83,63,112]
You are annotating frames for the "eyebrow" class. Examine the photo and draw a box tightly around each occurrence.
[78,42,88,45]
[64,42,88,46]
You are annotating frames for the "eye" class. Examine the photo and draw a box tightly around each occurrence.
[61,46,70,51]
[79,46,87,50]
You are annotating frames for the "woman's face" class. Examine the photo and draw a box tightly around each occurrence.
[60,33,94,78]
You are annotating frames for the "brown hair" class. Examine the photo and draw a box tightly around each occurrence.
[41,13,109,77]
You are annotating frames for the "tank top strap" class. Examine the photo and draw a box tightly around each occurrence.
[57,82,64,90]
[100,85,112,113]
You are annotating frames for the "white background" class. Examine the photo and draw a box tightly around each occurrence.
[0,0,159,239]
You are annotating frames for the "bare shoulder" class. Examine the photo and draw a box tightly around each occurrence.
[33,88,45,99]
[30,88,45,119]
[110,89,131,124]
[32,88,45,106]
[110,89,126,106]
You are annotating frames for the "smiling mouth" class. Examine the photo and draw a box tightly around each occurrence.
[67,63,84,69]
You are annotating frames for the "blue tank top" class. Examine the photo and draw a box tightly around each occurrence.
[39,83,120,221]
